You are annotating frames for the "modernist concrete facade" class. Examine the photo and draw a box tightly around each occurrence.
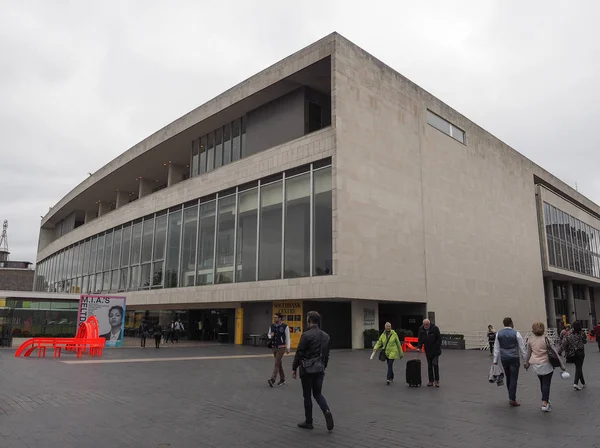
[34,33,600,348]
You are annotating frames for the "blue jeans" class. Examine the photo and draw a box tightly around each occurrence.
[301,373,329,423]
[501,358,520,401]
[387,359,395,381]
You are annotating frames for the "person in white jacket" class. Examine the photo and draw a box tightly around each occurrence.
[267,313,291,387]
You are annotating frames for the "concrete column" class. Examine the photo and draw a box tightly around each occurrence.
[84,210,96,223]
[139,178,153,198]
[98,201,111,217]
[584,286,592,326]
[116,191,129,209]
[351,299,379,349]
[167,164,186,187]
[544,278,557,328]
[566,282,576,325]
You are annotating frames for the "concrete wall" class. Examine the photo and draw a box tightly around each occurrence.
[332,35,547,333]
[242,301,272,335]
[0,270,35,291]
[350,299,379,349]
[245,88,305,157]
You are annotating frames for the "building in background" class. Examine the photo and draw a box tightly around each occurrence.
[32,33,599,348]
[0,220,34,291]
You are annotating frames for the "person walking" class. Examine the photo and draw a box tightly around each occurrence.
[524,321,567,412]
[165,320,175,344]
[493,317,527,406]
[153,322,163,349]
[417,319,442,387]
[561,321,587,390]
[139,320,149,348]
[559,324,571,344]
[593,321,600,352]
[174,319,185,342]
[292,311,334,432]
[372,322,403,385]
[267,313,291,387]
[487,325,496,356]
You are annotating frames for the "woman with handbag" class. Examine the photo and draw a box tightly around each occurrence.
[560,321,587,390]
[372,322,403,385]
[524,322,567,412]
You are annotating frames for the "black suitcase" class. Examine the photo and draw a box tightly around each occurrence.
[406,359,422,387]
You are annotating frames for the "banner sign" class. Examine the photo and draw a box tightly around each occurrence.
[272,301,303,349]
[78,295,126,347]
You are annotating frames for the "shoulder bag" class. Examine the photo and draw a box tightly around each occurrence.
[301,331,325,375]
[378,332,392,362]
[545,337,562,368]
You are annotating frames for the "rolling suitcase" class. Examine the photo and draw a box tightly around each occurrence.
[406,359,422,387]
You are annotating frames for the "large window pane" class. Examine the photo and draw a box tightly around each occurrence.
[141,218,154,263]
[215,128,223,169]
[112,228,122,269]
[241,116,247,158]
[104,231,113,271]
[141,263,151,288]
[131,222,142,265]
[223,124,231,165]
[121,225,132,267]
[180,206,198,287]
[102,271,110,292]
[192,138,199,177]
[259,181,283,281]
[207,131,215,172]
[197,201,216,285]
[94,273,102,293]
[216,195,236,284]
[285,173,310,278]
[119,268,128,291]
[110,269,119,291]
[96,235,105,273]
[82,276,89,294]
[130,265,140,290]
[236,189,258,282]
[71,245,79,278]
[153,214,167,260]
[232,119,241,161]
[314,167,333,275]
[152,261,163,287]
[165,211,182,288]
[199,135,207,174]
[89,237,97,274]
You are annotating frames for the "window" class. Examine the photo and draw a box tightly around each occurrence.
[180,205,198,287]
[232,119,241,162]
[426,110,465,144]
[259,181,283,281]
[223,124,232,165]
[121,225,131,267]
[197,201,216,285]
[141,218,154,263]
[236,188,258,282]
[104,231,113,271]
[284,173,310,278]
[214,129,223,169]
[191,139,199,177]
[112,228,122,270]
[153,214,167,261]
[199,135,207,175]
[216,195,236,284]
[206,132,215,173]
[165,210,182,288]
[313,167,333,275]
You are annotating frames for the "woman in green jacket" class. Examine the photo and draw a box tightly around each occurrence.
[372,322,403,385]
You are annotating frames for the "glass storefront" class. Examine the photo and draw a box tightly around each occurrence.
[35,159,333,293]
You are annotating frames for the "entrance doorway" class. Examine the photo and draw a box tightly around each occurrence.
[188,309,235,343]
[378,303,426,338]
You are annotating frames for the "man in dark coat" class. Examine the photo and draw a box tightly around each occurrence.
[417,319,442,387]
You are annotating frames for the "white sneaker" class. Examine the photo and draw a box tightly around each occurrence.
[541,403,551,412]
[574,384,582,391]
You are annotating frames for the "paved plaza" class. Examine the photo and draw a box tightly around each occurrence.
[0,344,599,448]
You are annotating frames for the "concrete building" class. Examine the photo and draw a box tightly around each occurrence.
[33,33,600,348]
[0,228,34,291]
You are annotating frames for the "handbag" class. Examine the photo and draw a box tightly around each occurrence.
[545,337,562,368]
[301,332,325,375]
[378,332,392,362]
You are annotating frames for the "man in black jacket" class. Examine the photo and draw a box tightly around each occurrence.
[417,319,442,387]
[292,311,334,431]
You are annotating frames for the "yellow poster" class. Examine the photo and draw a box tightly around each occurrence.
[235,308,243,345]
[272,301,303,349]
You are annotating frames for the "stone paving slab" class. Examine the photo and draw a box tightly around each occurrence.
[0,345,599,447]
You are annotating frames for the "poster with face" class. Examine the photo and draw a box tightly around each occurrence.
[78,295,127,347]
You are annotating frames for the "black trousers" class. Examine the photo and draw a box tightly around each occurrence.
[300,373,330,423]
[154,334,161,348]
[140,335,147,347]
[537,371,553,402]
[574,349,585,386]
[426,354,440,382]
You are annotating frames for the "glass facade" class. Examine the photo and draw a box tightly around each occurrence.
[0,298,79,339]
[543,202,600,278]
[35,160,333,293]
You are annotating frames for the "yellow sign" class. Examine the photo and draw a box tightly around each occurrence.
[272,301,303,349]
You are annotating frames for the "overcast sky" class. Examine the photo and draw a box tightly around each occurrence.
[1,0,599,264]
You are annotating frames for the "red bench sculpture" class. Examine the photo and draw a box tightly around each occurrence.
[14,316,106,359]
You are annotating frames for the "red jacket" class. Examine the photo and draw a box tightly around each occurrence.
[593,324,600,338]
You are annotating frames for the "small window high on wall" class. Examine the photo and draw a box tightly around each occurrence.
[426,110,465,144]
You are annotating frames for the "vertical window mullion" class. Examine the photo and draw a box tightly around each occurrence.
[256,181,261,281]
